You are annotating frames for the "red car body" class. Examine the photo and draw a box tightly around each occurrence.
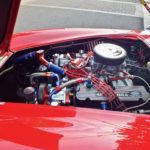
[9,28,150,52]
[0,0,150,149]
[1,102,150,150]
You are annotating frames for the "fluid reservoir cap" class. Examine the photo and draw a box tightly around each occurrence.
[23,87,35,102]
[23,87,35,95]
[93,43,127,66]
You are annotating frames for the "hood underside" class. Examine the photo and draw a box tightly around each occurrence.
[0,0,21,55]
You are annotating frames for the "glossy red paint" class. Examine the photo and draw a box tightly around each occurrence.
[0,102,150,150]
[0,1,149,150]
[0,0,21,55]
[10,28,150,53]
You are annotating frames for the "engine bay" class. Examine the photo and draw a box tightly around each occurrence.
[0,38,150,113]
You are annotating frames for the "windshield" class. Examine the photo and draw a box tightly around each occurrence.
[14,0,150,33]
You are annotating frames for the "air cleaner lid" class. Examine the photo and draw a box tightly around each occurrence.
[93,43,127,66]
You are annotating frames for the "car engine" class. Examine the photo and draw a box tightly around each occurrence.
[0,39,150,113]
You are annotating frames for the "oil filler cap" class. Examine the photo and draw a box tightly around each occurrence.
[93,43,127,66]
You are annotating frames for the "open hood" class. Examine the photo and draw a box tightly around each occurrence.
[0,0,21,55]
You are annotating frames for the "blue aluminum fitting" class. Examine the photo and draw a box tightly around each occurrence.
[85,80,93,88]
[101,102,108,110]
